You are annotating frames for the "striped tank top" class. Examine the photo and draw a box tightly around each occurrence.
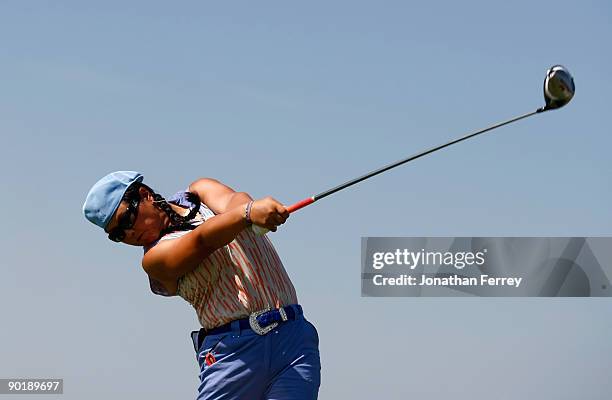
[143,191,298,329]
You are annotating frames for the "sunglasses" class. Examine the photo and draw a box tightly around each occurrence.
[107,195,140,242]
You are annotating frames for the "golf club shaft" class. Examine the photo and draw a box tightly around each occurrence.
[286,108,543,214]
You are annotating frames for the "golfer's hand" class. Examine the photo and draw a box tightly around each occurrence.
[250,197,289,232]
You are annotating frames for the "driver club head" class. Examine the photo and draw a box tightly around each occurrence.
[542,65,575,111]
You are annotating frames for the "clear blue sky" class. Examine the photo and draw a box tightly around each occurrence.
[1,1,611,399]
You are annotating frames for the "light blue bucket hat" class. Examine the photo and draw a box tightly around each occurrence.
[83,171,144,229]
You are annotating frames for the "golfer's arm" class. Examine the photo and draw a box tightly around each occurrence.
[189,178,253,214]
[226,192,253,210]
[142,205,249,282]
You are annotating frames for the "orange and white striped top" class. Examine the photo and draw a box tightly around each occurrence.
[143,194,298,329]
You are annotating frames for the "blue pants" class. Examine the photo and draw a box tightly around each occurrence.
[191,306,321,400]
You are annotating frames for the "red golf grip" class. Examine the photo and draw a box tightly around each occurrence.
[286,197,315,213]
[251,196,315,236]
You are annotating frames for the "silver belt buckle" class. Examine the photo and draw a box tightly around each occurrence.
[249,307,289,335]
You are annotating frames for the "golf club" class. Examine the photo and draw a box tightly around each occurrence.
[252,65,575,235]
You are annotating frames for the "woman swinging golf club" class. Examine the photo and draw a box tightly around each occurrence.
[81,65,573,400]
[83,171,321,400]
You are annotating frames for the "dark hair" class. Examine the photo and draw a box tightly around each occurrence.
[124,182,201,236]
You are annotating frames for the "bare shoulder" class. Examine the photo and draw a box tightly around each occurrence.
[141,228,209,291]
[142,241,177,296]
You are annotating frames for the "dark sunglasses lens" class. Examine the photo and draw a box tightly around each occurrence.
[124,198,139,229]
[107,195,139,243]
[108,230,125,242]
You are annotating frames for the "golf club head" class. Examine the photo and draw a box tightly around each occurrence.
[542,65,575,111]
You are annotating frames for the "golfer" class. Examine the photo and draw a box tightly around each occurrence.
[83,171,321,400]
